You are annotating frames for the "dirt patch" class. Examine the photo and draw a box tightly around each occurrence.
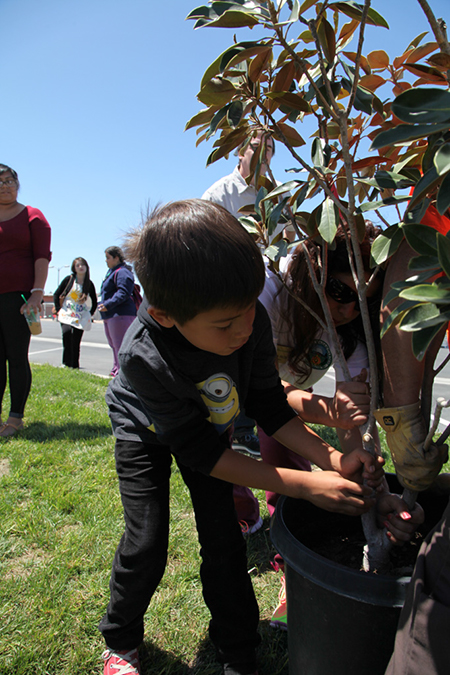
[4,544,51,580]
[0,458,10,478]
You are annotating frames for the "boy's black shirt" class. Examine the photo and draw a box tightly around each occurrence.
[106,299,296,474]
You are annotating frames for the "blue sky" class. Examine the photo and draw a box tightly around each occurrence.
[2,0,448,292]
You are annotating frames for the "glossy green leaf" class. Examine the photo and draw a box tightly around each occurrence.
[265,239,289,262]
[391,88,450,124]
[399,283,450,304]
[357,195,410,213]
[226,100,243,128]
[437,172,450,216]
[407,254,440,272]
[198,77,236,106]
[399,302,440,329]
[434,143,450,176]
[408,166,442,211]
[370,224,404,265]
[318,197,339,244]
[267,197,289,236]
[329,2,389,28]
[239,216,260,236]
[185,107,218,131]
[265,91,311,113]
[437,232,450,280]
[371,122,450,150]
[411,323,446,361]
[401,308,450,332]
[373,170,415,190]
[262,181,302,200]
[402,222,438,256]
[317,17,336,65]
[380,299,419,338]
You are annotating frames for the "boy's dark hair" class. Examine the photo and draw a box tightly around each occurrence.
[124,199,265,324]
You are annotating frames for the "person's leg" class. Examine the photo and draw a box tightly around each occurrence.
[385,498,450,675]
[257,425,311,516]
[61,324,73,367]
[104,316,135,377]
[0,293,32,422]
[71,327,83,368]
[233,485,261,533]
[178,460,260,671]
[99,440,172,650]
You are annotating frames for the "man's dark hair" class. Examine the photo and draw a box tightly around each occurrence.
[124,199,265,324]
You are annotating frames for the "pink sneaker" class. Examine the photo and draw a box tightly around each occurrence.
[102,648,141,674]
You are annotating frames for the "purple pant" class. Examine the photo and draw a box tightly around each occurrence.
[258,425,311,517]
[103,315,136,377]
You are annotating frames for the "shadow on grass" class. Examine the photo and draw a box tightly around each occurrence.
[19,421,113,442]
[141,620,288,675]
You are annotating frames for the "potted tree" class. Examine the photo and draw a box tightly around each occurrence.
[186,1,450,672]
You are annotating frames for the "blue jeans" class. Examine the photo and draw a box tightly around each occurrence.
[99,440,260,665]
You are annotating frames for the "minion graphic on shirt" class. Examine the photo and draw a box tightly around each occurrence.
[196,373,240,435]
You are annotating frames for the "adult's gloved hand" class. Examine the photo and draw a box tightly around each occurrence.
[374,402,448,491]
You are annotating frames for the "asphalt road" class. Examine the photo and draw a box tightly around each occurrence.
[29,318,114,378]
[30,318,450,431]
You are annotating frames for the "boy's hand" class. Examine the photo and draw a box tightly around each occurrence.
[376,492,424,545]
[330,370,370,430]
[303,471,377,516]
[334,449,385,490]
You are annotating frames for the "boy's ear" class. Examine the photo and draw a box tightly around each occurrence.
[147,306,176,328]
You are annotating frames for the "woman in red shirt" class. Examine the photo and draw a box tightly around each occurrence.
[0,164,52,437]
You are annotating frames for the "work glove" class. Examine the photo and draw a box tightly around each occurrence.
[374,402,448,492]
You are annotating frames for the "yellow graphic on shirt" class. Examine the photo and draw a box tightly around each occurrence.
[196,373,240,434]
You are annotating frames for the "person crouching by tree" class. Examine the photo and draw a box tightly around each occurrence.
[99,199,385,675]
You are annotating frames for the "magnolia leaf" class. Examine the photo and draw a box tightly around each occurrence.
[370,224,404,265]
[407,31,430,50]
[399,283,450,304]
[267,197,289,236]
[248,47,273,83]
[227,100,243,128]
[434,143,450,176]
[198,77,236,106]
[317,17,336,65]
[405,42,438,64]
[357,195,409,212]
[359,74,386,92]
[399,302,441,330]
[276,122,305,147]
[402,222,438,256]
[437,173,450,216]
[329,2,389,28]
[299,0,317,13]
[411,323,446,361]
[407,254,440,272]
[428,53,450,69]
[367,49,389,69]
[262,181,302,200]
[402,309,450,332]
[437,232,450,280]
[391,87,450,125]
[239,216,260,236]
[371,122,450,149]
[380,300,420,338]
[408,166,442,211]
[265,239,289,262]
[266,91,311,113]
[318,197,339,244]
[402,63,448,83]
[373,170,415,190]
[202,9,261,29]
[185,107,218,131]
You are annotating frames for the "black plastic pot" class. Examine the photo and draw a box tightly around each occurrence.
[270,475,447,675]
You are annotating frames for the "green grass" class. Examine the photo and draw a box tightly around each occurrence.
[0,365,288,675]
[1,365,448,675]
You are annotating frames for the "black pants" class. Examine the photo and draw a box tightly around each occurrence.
[61,324,84,368]
[0,292,32,418]
[99,440,260,666]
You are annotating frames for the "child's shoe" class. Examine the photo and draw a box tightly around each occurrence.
[239,515,263,536]
[102,648,141,674]
[269,575,287,631]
